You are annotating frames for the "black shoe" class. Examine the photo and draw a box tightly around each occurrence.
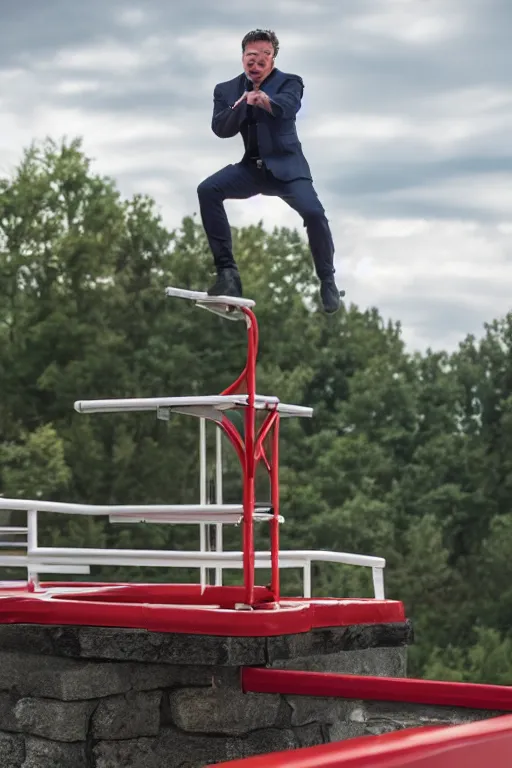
[320,277,344,314]
[207,268,243,298]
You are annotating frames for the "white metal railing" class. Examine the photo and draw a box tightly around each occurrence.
[0,418,386,599]
[0,505,385,599]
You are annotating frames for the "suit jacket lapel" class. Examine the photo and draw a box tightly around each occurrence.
[259,68,284,99]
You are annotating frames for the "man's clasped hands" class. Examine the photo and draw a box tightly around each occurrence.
[233,88,272,112]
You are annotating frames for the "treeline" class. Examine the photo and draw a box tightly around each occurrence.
[1,139,512,684]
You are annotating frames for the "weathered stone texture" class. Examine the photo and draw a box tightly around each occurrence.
[266,621,413,665]
[13,697,95,742]
[9,619,501,768]
[92,726,301,768]
[0,731,24,768]
[0,650,238,700]
[168,687,281,735]
[272,646,407,676]
[0,621,412,665]
[23,736,88,768]
[91,691,162,739]
[359,700,504,735]
[77,627,267,667]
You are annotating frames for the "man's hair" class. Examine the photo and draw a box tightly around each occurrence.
[241,29,279,58]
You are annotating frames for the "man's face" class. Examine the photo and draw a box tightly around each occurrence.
[242,40,274,86]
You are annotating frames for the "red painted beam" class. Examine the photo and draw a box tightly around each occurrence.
[241,668,512,711]
[208,715,512,767]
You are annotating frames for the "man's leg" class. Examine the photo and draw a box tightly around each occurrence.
[197,163,261,296]
[272,177,342,313]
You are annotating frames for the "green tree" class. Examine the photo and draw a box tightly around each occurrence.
[2,135,512,688]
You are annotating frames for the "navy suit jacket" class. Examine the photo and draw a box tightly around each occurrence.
[211,68,312,182]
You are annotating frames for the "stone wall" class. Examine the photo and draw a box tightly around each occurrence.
[2,619,497,768]
[0,620,409,767]
[284,695,505,744]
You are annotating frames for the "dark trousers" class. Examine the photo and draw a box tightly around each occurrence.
[197,161,335,281]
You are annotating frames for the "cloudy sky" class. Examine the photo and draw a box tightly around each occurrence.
[1,0,511,352]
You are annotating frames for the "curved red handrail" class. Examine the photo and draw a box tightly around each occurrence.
[241,668,512,711]
[209,715,512,767]
[216,306,281,606]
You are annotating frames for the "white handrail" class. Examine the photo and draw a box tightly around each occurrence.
[73,394,312,419]
[0,539,385,599]
[0,546,385,600]
[165,286,255,308]
[0,499,266,517]
[0,493,386,599]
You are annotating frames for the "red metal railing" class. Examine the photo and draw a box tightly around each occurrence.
[209,716,512,767]
[219,307,281,607]
[241,668,512,711]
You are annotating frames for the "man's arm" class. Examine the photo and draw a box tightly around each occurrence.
[262,76,304,120]
[211,85,248,138]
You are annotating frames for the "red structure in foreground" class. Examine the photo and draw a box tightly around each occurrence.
[211,715,512,767]
[213,294,277,606]
[242,667,512,712]
[0,583,403,634]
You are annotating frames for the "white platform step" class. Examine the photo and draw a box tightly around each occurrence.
[0,499,284,524]
[166,286,255,321]
[0,527,28,534]
[166,286,255,308]
[74,394,313,419]
[109,510,284,525]
[0,555,90,574]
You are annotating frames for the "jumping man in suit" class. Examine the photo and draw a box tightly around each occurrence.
[197,29,342,314]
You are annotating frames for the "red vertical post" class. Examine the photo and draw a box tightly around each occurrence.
[270,415,280,601]
[242,308,258,606]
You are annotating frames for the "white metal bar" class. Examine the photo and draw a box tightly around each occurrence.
[74,394,245,414]
[0,527,28,534]
[27,510,38,551]
[0,556,32,567]
[372,566,385,600]
[0,491,386,599]
[3,546,385,598]
[199,418,207,589]
[165,286,255,308]
[199,418,207,504]
[294,550,386,570]
[0,499,265,516]
[30,564,91,574]
[108,511,280,525]
[215,426,223,586]
[26,509,39,590]
[195,303,246,322]
[303,561,312,599]
[74,394,277,414]
[273,403,313,418]
[73,394,312,418]
[25,547,385,571]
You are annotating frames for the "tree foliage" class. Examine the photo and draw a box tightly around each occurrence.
[1,138,511,682]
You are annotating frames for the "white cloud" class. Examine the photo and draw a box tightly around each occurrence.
[48,36,170,74]
[116,8,147,28]
[391,174,512,218]
[307,114,411,142]
[350,2,466,45]
[303,94,512,161]
[55,80,101,95]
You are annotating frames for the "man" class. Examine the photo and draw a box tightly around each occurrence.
[197,29,342,313]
